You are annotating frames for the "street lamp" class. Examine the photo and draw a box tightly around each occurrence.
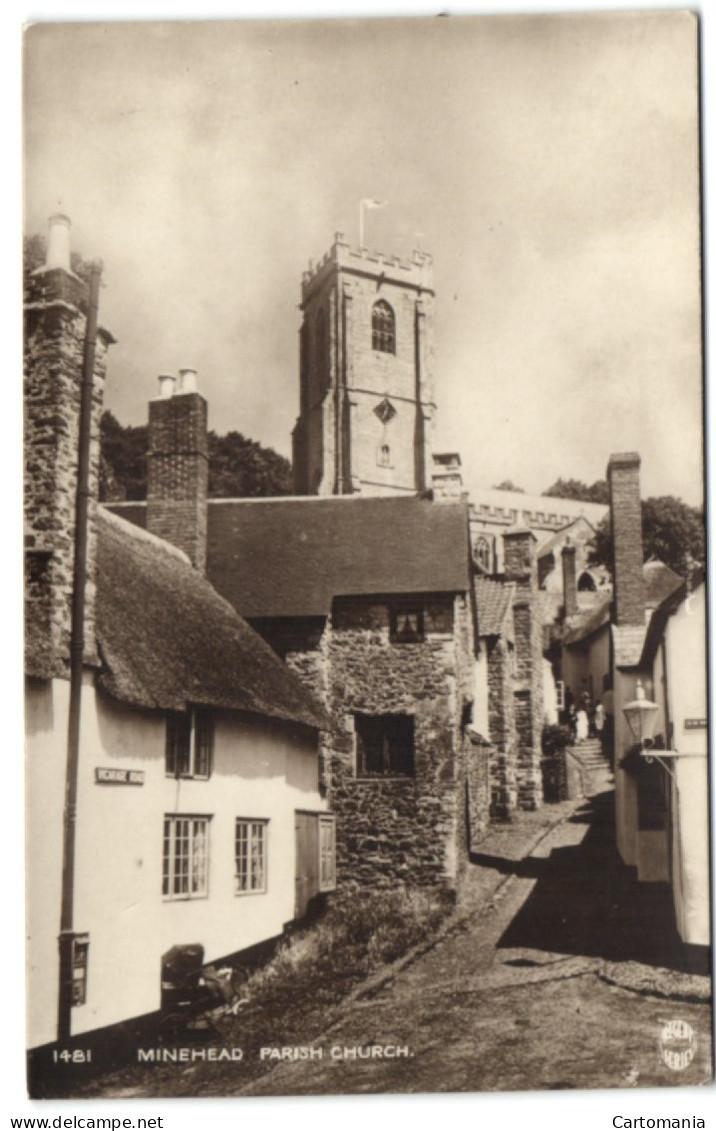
[622,680,660,753]
[622,680,677,780]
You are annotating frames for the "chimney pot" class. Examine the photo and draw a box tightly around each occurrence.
[158,374,176,399]
[45,213,72,272]
[179,367,198,394]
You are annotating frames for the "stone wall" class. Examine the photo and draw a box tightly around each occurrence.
[487,637,518,819]
[281,593,480,892]
[503,528,544,810]
[24,266,112,677]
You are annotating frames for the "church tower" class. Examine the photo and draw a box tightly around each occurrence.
[292,233,435,496]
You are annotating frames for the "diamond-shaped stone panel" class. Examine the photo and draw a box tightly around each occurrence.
[374,398,397,425]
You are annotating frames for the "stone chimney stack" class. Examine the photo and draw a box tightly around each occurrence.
[24,214,114,675]
[561,541,578,618]
[503,526,544,811]
[431,452,466,502]
[147,372,208,572]
[607,452,645,627]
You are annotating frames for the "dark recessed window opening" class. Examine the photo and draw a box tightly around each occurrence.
[355,713,415,777]
[372,300,396,354]
[166,710,214,779]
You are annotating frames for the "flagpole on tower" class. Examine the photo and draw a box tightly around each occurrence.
[359,198,387,249]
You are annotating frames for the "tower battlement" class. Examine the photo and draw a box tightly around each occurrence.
[301,232,433,303]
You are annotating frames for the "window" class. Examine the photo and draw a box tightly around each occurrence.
[165,710,213,779]
[390,606,424,643]
[235,819,268,894]
[163,816,210,900]
[372,300,395,353]
[378,443,391,467]
[355,713,415,777]
[474,536,492,573]
[319,815,337,892]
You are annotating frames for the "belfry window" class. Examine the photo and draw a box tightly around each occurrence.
[372,300,396,354]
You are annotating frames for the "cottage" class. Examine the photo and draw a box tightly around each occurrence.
[25,216,331,1054]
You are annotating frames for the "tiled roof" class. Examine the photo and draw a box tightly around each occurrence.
[205,496,472,618]
[475,577,514,638]
[93,509,328,729]
[612,623,648,669]
[563,594,612,645]
[644,559,683,609]
[563,559,684,651]
[536,516,596,560]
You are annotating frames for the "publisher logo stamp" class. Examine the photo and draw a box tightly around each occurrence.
[658,1019,697,1071]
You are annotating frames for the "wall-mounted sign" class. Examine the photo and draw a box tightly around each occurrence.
[95,767,145,785]
[684,719,707,731]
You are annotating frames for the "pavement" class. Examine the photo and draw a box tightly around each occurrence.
[235,740,712,1096]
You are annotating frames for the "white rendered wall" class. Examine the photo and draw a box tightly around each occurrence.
[26,678,325,1047]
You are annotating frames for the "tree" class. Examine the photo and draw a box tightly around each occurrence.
[542,477,609,504]
[588,496,705,580]
[98,412,292,501]
[493,479,525,493]
[207,430,292,497]
[99,412,149,501]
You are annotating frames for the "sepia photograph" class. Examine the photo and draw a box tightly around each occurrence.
[21,3,712,1110]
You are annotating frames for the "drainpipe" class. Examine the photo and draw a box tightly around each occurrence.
[58,261,102,1043]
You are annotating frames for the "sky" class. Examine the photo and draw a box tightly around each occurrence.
[23,11,703,504]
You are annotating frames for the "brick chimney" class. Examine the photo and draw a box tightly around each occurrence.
[561,541,578,618]
[147,370,208,572]
[24,214,114,676]
[607,452,645,626]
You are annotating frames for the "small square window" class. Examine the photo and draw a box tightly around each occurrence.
[165,711,213,779]
[390,607,424,643]
[355,713,415,777]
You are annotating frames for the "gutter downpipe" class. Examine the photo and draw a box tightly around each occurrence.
[58,261,102,1043]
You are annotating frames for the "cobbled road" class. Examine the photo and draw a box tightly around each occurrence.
[235,754,712,1096]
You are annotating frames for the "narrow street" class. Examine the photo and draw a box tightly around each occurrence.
[79,746,711,1100]
[234,746,712,1096]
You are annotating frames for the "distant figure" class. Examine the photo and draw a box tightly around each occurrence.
[575,705,589,743]
[568,703,577,743]
[594,700,605,743]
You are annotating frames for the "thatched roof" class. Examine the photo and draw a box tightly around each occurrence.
[95,509,328,729]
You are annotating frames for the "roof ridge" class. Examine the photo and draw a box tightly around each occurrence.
[98,505,191,565]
